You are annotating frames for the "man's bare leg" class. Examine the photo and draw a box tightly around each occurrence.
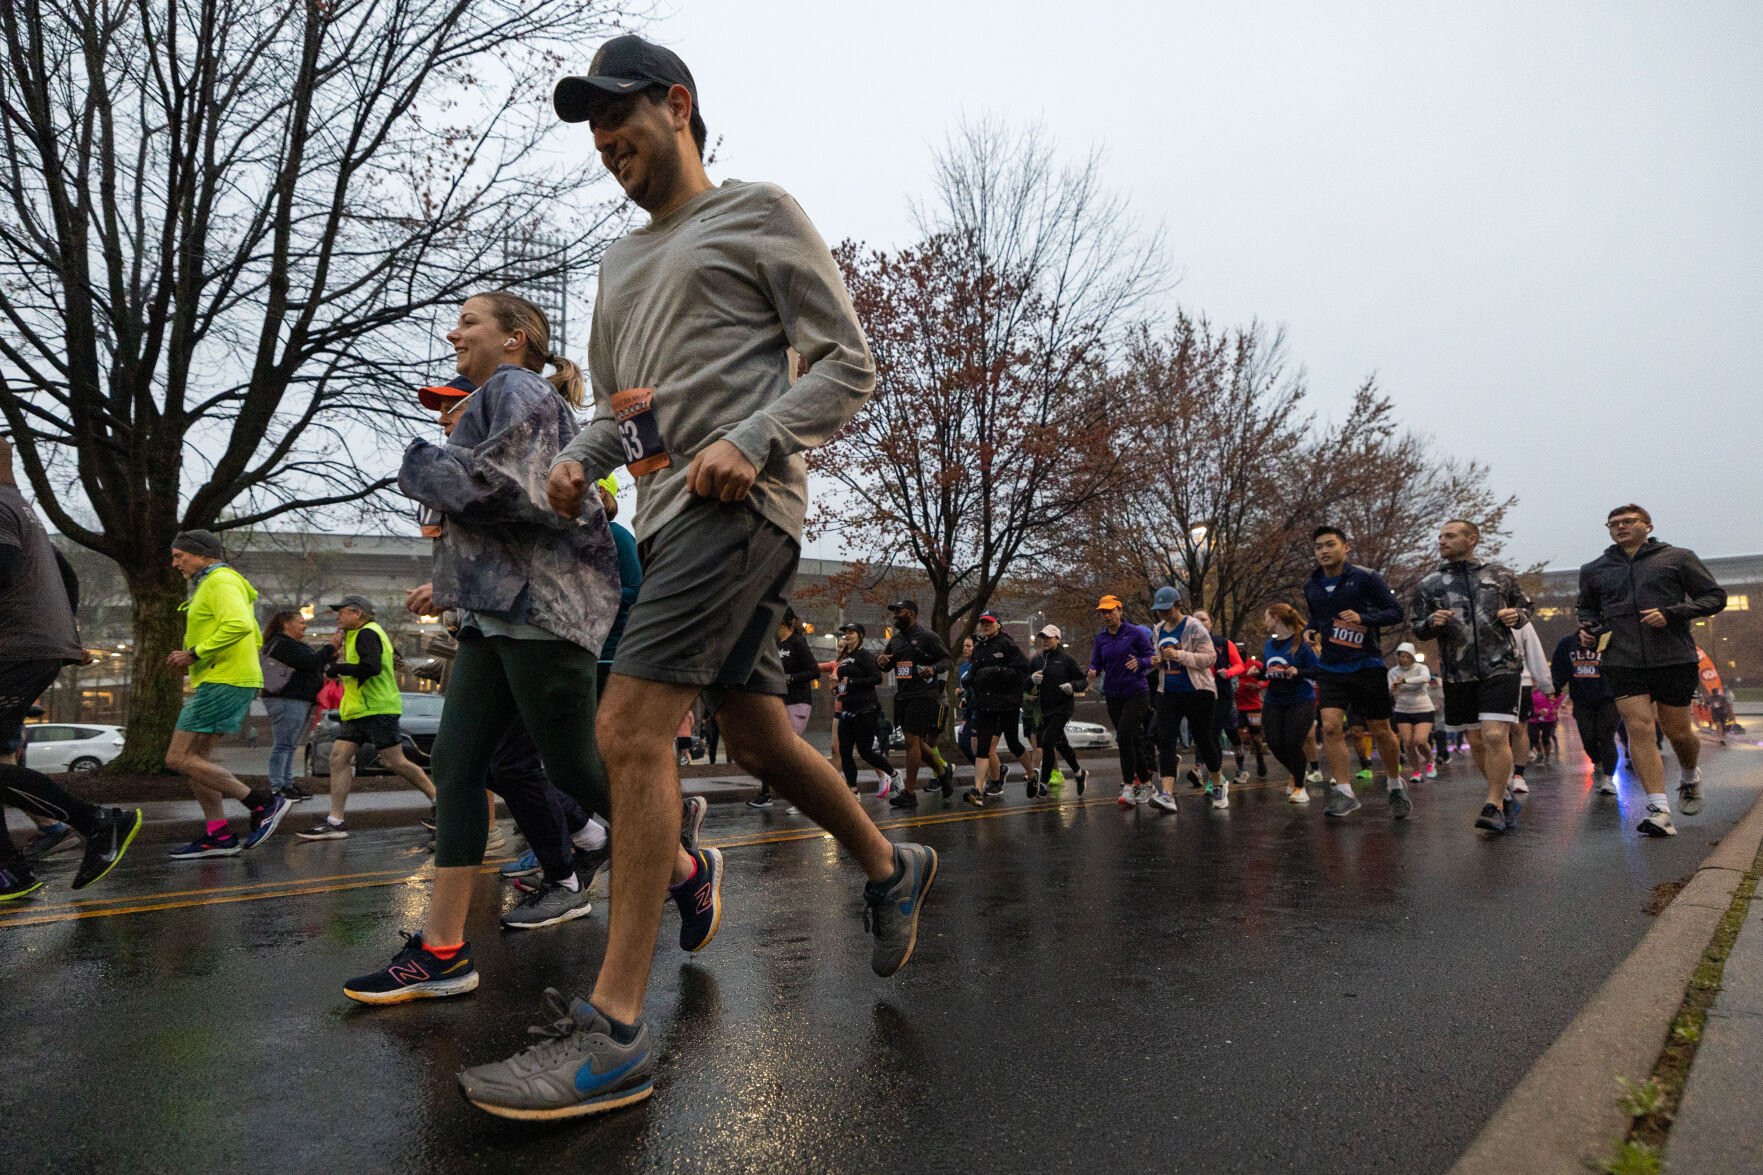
[1655,702,1699,771]
[328,739,360,823]
[718,691,894,880]
[1616,696,1667,792]
[377,745,437,801]
[1320,708,1354,787]
[1469,720,1515,806]
[167,731,248,822]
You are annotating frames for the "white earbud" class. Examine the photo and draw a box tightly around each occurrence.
[505,338,517,346]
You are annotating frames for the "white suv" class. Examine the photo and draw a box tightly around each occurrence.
[22,724,126,773]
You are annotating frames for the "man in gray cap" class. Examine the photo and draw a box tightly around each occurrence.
[296,594,434,840]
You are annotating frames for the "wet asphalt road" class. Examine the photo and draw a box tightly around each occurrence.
[5,738,1760,1174]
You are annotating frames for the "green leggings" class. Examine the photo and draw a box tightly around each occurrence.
[431,635,608,869]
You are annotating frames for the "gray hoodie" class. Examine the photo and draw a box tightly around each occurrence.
[1576,539,1725,669]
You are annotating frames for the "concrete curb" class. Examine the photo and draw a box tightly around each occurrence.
[1450,790,1763,1175]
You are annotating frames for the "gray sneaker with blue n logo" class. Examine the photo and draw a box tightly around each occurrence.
[864,842,938,978]
[458,989,653,1120]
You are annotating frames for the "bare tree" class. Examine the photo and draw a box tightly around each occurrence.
[0,0,634,766]
[808,119,1167,660]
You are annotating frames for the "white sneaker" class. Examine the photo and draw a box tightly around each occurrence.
[1211,781,1230,810]
[1304,769,1324,785]
[1117,784,1135,808]
[485,825,508,854]
[1133,784,1150,806]
[1510,778,1530,794]
[877,771,896,799]
[1149,790,1179,814]
[1638,803,1677,838]
[1424,762,1437,779]
[1288,786,1311,804]
[1595,772,1618,795]
[1233,768,1249,785]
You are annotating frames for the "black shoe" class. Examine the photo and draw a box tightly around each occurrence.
[983,779,1004,797]
[72,807,143,890]
[889,789,918,809]
[1025,779,1036,799]
[1,863,44,902]
[1035,783,1049,799]
[939,763,955,798]
[962,787,985,809]
[745,794,773,809]
[1474,803,1504,832]
[1185,769,1204,790]
[1256,760,1267,779]
[1075,768,1088,796]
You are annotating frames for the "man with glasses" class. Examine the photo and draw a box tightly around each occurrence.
[1576,504,1726,837]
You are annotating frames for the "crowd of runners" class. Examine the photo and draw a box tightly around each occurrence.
[0,34,1735,1126]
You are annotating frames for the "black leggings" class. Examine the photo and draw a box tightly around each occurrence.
[0,763,103,869]
[1574,697,1620,777]
[838,708,894,787]
[1106,693,1155,785]
[486,716,592,884]
[1037,713,1082,784]
[1262,699,1316,783]
[431,636,607,870]
[1157,689,1220,777]
[974,708,1024,758]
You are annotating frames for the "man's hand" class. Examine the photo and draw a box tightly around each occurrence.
[166,649,196,670]
[547,460,589,519]
[1497,607,1522,628]
[1429,609,1454,628]
[1640,608,1668,628]
[1086,667,1099,678]
[1579,628,1597,648]
[686,440,758,502]
[327,630,345,649]
[1060,682,1074,695]
[1125,656,1140,672]
[876,653,892,668]
[405,583,435,616]
[917,665,934,680]
[1337,609,1362,624]
[1031,670,1044,685]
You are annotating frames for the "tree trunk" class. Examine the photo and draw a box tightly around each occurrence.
[111,563,189,773]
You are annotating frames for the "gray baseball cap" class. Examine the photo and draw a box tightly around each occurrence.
[327,594,376,617]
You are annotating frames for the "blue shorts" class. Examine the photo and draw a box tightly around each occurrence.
[175,682,257,734]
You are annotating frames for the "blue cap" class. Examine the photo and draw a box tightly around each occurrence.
[1151,585,1183,611]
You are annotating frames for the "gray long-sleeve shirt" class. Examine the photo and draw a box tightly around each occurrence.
[555,180,875,543]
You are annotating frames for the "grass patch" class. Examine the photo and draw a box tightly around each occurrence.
[1598,848,1761,1169]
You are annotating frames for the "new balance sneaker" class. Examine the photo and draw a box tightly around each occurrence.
[864,843,937,977]
[1074,768,1088,796]
[963,787,986,809]
[1149,789,1179,815]
[1474,803,1505,832]
[1,864,44,901]
[458,989,654,1121]
[670,847,723,953]
[1389,787,1413,821]
[888,789,918,809]
[1324,789,1362,819]
[1288,785,1311,804]
[297,819,349,841]
[499,849,542,878]
[71,807,142,890]
[23,822,77,859]
[501,880,594,930]
[241,795,291,850]
[1116,784,1135,808]
[1677,769,1703,816]
[1510,777,1530,795]
[681,795,708,851]
[1638,803,1677,838]
[169,830,240,859]
[1502,792,1521,832]
[1594,772,1618,796]
[344,932,479,1004]
[1210,781,1230,810]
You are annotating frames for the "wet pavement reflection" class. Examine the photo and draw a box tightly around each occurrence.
[5,743,1760,1173]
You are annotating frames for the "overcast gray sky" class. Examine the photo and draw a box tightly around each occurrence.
[633,0,1761,570]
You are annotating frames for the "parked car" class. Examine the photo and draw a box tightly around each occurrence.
[306,692,444,776]
[21,723,126,773]
[1064,721,1116,750]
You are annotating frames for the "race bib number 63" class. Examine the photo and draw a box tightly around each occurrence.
[612,387,671,476]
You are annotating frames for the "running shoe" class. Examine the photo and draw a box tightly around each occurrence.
[1474,803,1505,832]
[1502,792,1520,832]
[745,794,773,809]
[1678,769,1703,816]
[1116,784,1134,808]
[983,779,1004,797]
[938,761,956,798]
[1424,762,1437,780]
[889,789,918,809]
[420,809,438,831]
[1324,790,1362,819]
[71,807,142,890]
[1288,786,1311,804]
[241,795,291,850]
[1595,772,1618,796]
[1133,783,1150,805]
[1355,767,1374,781]
[670,847,723,953]
[344,932,479,1004]
[864,843,937,977]
[485,825,509,854]
[458,989,654,1121]
[169,830,241,859]
[1024,776,1036,799]
[1638,804,1677,838]
[501,880,594,930]
[1233,768,1249,785]
[297,819,349,841]
[1149,790,1179,814]
[1074,769,1088,796]
[500,849,542,878]
[1389,787,1413,821]
[1,864,44,901]
[681,795,708,851]
[963,787,985,809]
[1185,769,1204,790]
[1048,769,1065,791]
[878,771,898,800]
[1510,777,1530,795]
[23,822,77,859]
[1305,769,1324,785]
[1035,782,1049,799]
[1211,781,1230,810]
[1408,772,1423,786]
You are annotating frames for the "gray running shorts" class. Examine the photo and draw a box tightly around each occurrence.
[612,498,797,697]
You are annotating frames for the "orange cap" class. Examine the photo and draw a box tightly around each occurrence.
[1095,594,1123,611]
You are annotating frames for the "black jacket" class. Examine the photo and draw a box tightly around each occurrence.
[1550,631,1613,707]
[1576,539,1725,669]
[1409,560,1531,683]
[1028,648,1087,719]
[969,632,1029,713]
[881,622,953,700]
[834,646,884,713]
[263,634,335,703]
[779,629,819,706]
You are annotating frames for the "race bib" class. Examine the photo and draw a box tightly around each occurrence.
[612,387,670,476]
[894,660,914,680]
[1571,652,1601,679]
[1327,618,1367,650]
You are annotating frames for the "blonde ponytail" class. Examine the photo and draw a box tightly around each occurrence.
[470,290,585,406]
[546,354,587,408]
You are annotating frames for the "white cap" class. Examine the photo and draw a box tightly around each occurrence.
[1036,624,1062,641]
[1395,641,1417,656]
